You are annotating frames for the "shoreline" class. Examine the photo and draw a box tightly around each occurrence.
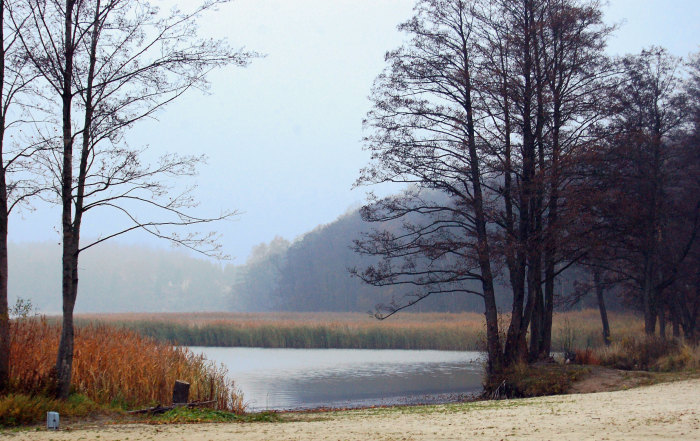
[5,377,699,441]
[269,390,481,413]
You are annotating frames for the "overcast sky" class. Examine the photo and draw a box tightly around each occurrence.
[10,0,700,263]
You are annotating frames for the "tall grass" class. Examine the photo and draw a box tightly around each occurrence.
[551,309,643,350]
[76,310,644,351]
[9,318,245,412]
[595,336,700,372]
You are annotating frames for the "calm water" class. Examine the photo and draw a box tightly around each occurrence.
[191,347,484,411]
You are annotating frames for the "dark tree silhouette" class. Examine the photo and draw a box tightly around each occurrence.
[580,48,699,336]
[478,0,612,362]
[354,0,612,372]
[353,0,505,372]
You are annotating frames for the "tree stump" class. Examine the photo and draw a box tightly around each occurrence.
[172,380,190,405]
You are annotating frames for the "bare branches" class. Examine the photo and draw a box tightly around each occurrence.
[576,48,700,337]
[18,0,256,259]
[12,0,256,398]
[355,0,623,369]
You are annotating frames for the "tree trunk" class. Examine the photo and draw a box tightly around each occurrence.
[461,46,502,374]
[530,9,548,361]
[671,313,680,338]
[542,93,562,359]
[0,189,8,394]
[55,0,77,400]
[55,240,79,399]
[504,263,527,365]
[482,271,502,374]
[593,269,611,346]
[0,0,9,395]
[642,258,656,335]
[541,257,555,357]
[499,31,524,368]
[529,277,544,360]
[505,0,537,366]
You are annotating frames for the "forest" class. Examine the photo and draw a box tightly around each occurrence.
[8,215,600,315]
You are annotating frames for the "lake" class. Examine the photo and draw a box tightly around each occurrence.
[191,347,484,411]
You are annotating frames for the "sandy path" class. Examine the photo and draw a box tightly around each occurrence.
[4,379,699,441]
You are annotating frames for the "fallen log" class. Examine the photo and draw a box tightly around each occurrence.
[128,400,218,415]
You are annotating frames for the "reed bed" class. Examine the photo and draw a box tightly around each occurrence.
[551,309,643,350]
[77,310,643,351]
[595,336,700,372]
[9,318,245,412]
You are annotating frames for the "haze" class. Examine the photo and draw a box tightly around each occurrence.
[9,0,700,262]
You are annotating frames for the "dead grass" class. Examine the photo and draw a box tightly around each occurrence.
[75,310,644,351]
[595,336,700,372]
[484,362,591,398]
[8,318,245,413]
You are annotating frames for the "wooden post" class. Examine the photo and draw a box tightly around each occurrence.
[172,380,190,405]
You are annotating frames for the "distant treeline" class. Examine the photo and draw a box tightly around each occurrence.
[10,209,615,315]
[9,242,233,313]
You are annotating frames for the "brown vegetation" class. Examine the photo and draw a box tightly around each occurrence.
[76,310,643,351]
[595,337,700,372]
[484,363,591,398]
[8,318,244,414]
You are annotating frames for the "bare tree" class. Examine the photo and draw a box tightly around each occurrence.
[478,0,611,362]
[354,0,612,373]
[0,0,44,393]
[15,0,256,398]
[669,52,700,340]
[582,48,698,336]
[353,0,504,373]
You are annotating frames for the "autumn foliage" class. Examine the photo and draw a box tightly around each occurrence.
[8,318,244,412]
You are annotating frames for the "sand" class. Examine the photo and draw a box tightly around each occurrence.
[4,379,699,441]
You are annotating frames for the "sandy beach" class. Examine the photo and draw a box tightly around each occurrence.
[4,379,699,441]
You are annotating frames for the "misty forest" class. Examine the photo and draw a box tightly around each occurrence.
[0,0,699,438]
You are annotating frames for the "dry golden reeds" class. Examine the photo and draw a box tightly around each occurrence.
[75,309,644,351]
[595,336,700,372]
[9,318,244,412]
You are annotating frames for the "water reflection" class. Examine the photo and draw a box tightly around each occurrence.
[191,347,484,411]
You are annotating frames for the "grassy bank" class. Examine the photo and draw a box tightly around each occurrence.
[594,336,700,372]
[2,318,245,427]
[76,310,643,351]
